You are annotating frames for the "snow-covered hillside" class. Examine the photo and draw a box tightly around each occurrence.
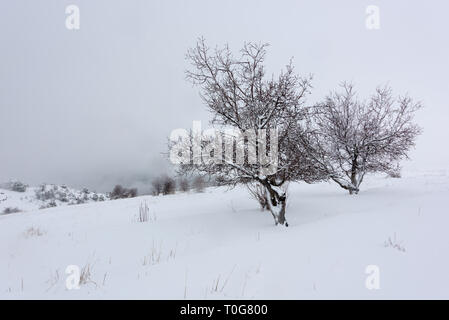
[0,183,108,214]
[1,171,448,299]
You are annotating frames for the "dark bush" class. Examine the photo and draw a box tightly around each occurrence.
[39,200,57,209]
[10,181,27,192]
[193,176,206,193]
[162,176,176,195]
[151,178,163,196]
[35,184,56,201]
[110,185,138,199]
[2,207,22,214]
[1,180,28,193]
[179,178,190,192]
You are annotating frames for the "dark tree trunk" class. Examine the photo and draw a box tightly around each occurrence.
[349,157,360,195]
[262,181,288,226]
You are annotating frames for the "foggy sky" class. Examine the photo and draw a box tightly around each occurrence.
[1,0,448,191]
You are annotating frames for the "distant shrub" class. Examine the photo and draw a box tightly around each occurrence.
[110,185,138,199]
[110,185,124,199]
[162,176,176,195]
[151,178,163,196]
[3,207,22,214]
[193,176,206,193]
[138,201,149,222]
[39,200,57,209]
[387,166,402,178]
[35,184,56,201]
[10,181,27,192]
[151,176,176,195]
[1,180,28,193]
[33,184,108,206]
[128,188,138,198]
[179,178,190,192]
[24,226,45,238]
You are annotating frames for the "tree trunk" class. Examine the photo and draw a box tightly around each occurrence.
[349,175,359,195]
[349,158,360,195]
[263,182,288,226]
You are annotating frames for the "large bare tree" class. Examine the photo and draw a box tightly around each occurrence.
[174,38,324,226]
[305,83,422,194]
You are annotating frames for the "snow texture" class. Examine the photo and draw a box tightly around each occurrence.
[0,171,448,299]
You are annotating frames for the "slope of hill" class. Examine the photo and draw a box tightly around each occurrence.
[0,184,108,214]
[1,171,448,299]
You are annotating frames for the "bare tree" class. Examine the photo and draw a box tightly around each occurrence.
[151,178,163,196]
[179,178,190,192]
[306,83,422,194]
[174,38,324,226]
[192,176,206,193]
[162,176,176,195]
[110,185,137,199]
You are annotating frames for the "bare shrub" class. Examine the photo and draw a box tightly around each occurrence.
[192,176,205,193]
[162,176,176,195]
[2,207,22,215]
[110,185,138,199]
[79,263,97,287]
[179,178,190,192]
[2,180,28,192]
[142,241,163,266]
[167,243,177,261]
[45,269,60,292]
[138,201,149,223]
[151,178,163,196]
[39,200,57,209]
[208,265,236,295]
[384,233,406,252]
[24,227,46,238]
[142,241,176,266]
[387,164,402,178]
[35,184,56,201]
[35,184,107,205]
[128,188,138,198]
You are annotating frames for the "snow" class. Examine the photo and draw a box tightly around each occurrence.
[1,171,449,299]
[0,184,108,213]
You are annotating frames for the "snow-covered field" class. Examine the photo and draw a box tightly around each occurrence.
[1,171,448,299]
[0,184,108,213]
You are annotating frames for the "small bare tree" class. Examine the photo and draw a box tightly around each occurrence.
[306,83,422,194]
[110,185,138,199]
[179,178,190,192]
[151,178,163,196]
[192,176,206,193]
[162,176,176,195]
[174,38,324,226]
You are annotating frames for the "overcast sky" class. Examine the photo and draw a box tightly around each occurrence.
[1,0,448,191]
